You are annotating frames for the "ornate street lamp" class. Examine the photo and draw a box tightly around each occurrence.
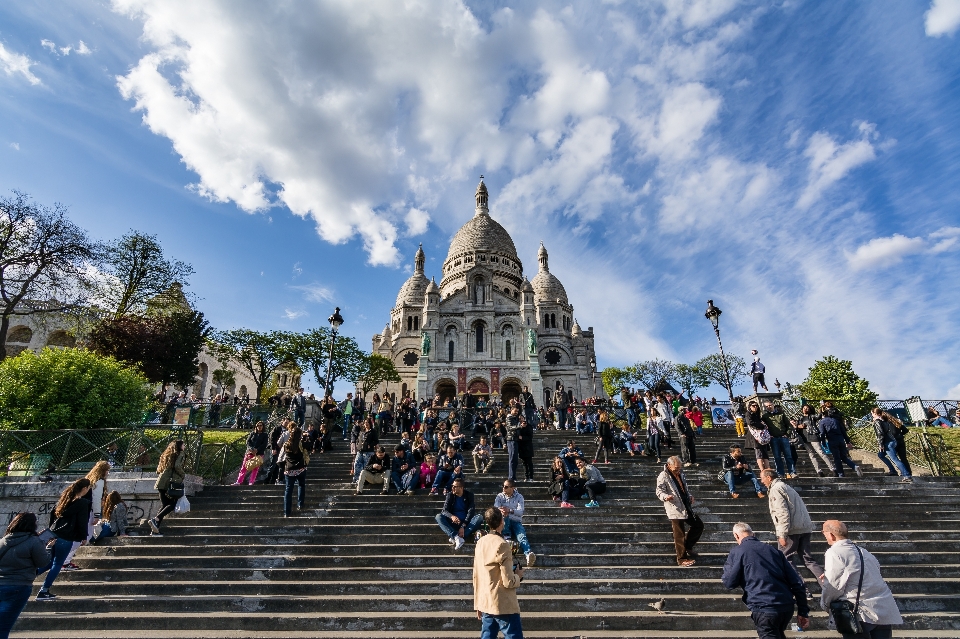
[324,307,344,396]
[704,300,735,406]
[589,354,597,397]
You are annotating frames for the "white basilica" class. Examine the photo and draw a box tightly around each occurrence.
[372,179,602,407]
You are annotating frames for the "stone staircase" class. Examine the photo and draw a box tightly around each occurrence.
[11,427,960,638]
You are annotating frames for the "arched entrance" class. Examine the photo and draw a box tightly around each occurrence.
[468,378,490,400]
[434,379,456,405]
[500,379,522,404]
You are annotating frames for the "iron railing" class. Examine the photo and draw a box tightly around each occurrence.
[145,402,286,428]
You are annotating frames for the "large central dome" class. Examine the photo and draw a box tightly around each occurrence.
[444,180,520,263]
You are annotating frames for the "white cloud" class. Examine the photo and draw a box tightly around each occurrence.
[8,142,19,151]
[41,39,57,53]
[926,0,960,36]
[0,43,41,85]
[797,122,878,209]
[848,227,960,270]
[662,0,742,30]
[404,208,430,236]
[947,383,960,398]
[291,262,302,277]
[289,282,335,304]
[283,308,307,320]
[76,41,92,55]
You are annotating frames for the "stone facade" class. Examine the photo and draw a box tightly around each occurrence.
[373,179,602,406]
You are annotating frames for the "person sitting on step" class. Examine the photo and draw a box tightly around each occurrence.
[430,445,464,496]
[356,446,392,495]
[419,453,438,490]
[558,440,583,474]
[449,423,467,451]
[472,436,494,473]
[435,477,483,551]
[494,479,536,566]
[575,457,606,508]
[722,444,766,499]
[390,444,420,495]
[549,456,578,508]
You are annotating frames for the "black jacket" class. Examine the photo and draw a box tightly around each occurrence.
[873,418,902,449]
[51,498,92,543]
[722,535,810,616]
[675,413,695,438]
[246,430,268,455]
[721,453,752,476]
[357,429,379,453]
[364,454,391,473]
[284,447,306,473]
[504,415,521,442]
[440,489,476,521]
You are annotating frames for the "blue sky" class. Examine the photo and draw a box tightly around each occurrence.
[1,0,959,398]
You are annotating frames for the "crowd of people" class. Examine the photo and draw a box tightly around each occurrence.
[1,383,933,639]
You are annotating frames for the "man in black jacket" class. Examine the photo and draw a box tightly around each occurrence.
[520,386,536,426]
[675,411,697,467]
[721,445,765,499]
[357,446,392,495]
[505,407,521,482]
[722,522,809,639]
[292,388,307,427]
[435,478,483,550]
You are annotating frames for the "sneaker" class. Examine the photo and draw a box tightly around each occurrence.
[900,477,913,483]
[429,489,438,495]
[448,537,457,545]
[591,459,597,464]
[552,496,561,502]
[855,466,863,478]
[585,501,600,508]
[148,518,160,534]
[454,536,466,551]
[525,552,536,567]
[560,501,574,508]
[683,462,692,467]
[150,532,163,537]
[406,489,414,495]
[62,562,81,571]
[730,493,740,499]
[35,591,57,601]
[817,470,825,477]
[380,490,389,495]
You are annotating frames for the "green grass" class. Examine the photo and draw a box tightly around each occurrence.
[201,430,248,445]
[934,428,960,469]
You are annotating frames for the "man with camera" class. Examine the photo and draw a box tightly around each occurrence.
[473,506,525,639]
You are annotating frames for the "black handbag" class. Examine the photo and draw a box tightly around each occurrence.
[166,481,185,499]
[829,545,865,635]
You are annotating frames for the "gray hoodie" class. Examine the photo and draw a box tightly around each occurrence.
[0,532,50,585]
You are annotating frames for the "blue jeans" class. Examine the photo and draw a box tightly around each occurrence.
[342,414,352,439]
[771,437,795,475]
[0,583,33,638]
[480,612,524,639]
[725,470,764,494]
[435,512,483,540]
[353,452,371,482]
[432,469,461,491]
[647,432,661,459]
[878,441,911,477]
[392,468,420,492]
[39,537,73,592]
[626,408,636,427]
[92,522,115,543]
[284,471,306,515]
[506,441,519,481]
[502,519,531,554]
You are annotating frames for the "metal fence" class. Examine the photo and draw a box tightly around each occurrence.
[144,402,285,428]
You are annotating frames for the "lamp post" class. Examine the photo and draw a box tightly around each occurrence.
[324,307,344,397]
[704,300,735,406]
[589,354,597,398]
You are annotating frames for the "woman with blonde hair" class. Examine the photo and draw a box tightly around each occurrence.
[59,460,111,571]
[148,440,185,536]
[35,478,92,601]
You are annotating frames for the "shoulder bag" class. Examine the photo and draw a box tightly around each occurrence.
[166,481,185,499]
[829,545,865,635]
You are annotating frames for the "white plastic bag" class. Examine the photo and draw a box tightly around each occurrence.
[174,495,191,515]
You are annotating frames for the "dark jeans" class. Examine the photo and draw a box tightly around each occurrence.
[771,437,796,475]
[39,536,73,592]
[435,512,483,540]
[751,609,792,639]
[779,533,824,579]
[284,471,306,515]
[0,583,32,637]
[156,490,176,522]
[680,435,697,464]
[842,623,893,639]
[557,409,567,430]
[432,469,461,492]
[670,516,703,564]
[725,470,763,494]
[392,468,420,492]
[519,451,534,480]
[480,612,524,639]
[877,441,911,477]
[647,432,661,459]
[584,480,606,501]
[506,441,519,481]
[826,437,858,476]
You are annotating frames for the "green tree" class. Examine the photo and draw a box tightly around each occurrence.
[632,359,676,391]
[0,192,97,360]
[88,310,210,390]
[600,366,633,398]
[0,348,149,430]
[795,355,878,417]
[95,231,194,319]
[672,363,710,398]
[350,353,402,399]
[288,327,366,396]
[212,368,235,396]
[208,329,296,402]
[695,353,748,397]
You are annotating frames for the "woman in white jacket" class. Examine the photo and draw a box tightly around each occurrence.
[820,519,902,639]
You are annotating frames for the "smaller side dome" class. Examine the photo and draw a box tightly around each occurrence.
[571,319,582,336]
[426,276,440,295]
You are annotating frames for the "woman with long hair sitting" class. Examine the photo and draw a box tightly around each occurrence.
[35,478,92,601]
[148,440,185,536]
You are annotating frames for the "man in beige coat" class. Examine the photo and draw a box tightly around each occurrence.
[473,507,525,639]
[656,456,703,566]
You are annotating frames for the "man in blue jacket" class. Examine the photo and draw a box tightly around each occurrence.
[722,522,810,639]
